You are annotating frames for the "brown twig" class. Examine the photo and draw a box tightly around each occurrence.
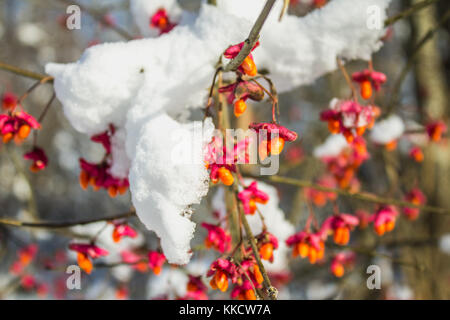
[279,0,290,21]
[37,92,56,123]
[32,92,56,145]
[205,66,223,119]
[18,77,54,106]
[235,260,262,300]
[337,57,358,101]
[249,78,279,122]
[261,75,280,121]
[0,61,51,81]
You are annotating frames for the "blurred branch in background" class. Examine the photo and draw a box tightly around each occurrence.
[384,0,441,26]
[250,175,450,215]
[386,8,450,115]
[5,146,39,221]
[405,0,450,299]
[0,61,50,81]
[0,210,135,229]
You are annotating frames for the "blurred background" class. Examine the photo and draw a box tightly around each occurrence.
[0,0,449,299]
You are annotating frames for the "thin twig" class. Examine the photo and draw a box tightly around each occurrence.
[337,57,358,101]
[235,260,262,300]
[249,78,279,122]
[261,75,280,121]
[0,210,136,229]
[0,61,51,81]
[18,77,54,106]
[279,0,290,21]
[205,66,223,119]
[33,92,55,145]
[37,92,56,123]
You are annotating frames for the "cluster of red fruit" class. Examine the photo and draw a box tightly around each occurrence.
[78,125,129,198]
[2,92,49,172]
[285,193,427,278]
